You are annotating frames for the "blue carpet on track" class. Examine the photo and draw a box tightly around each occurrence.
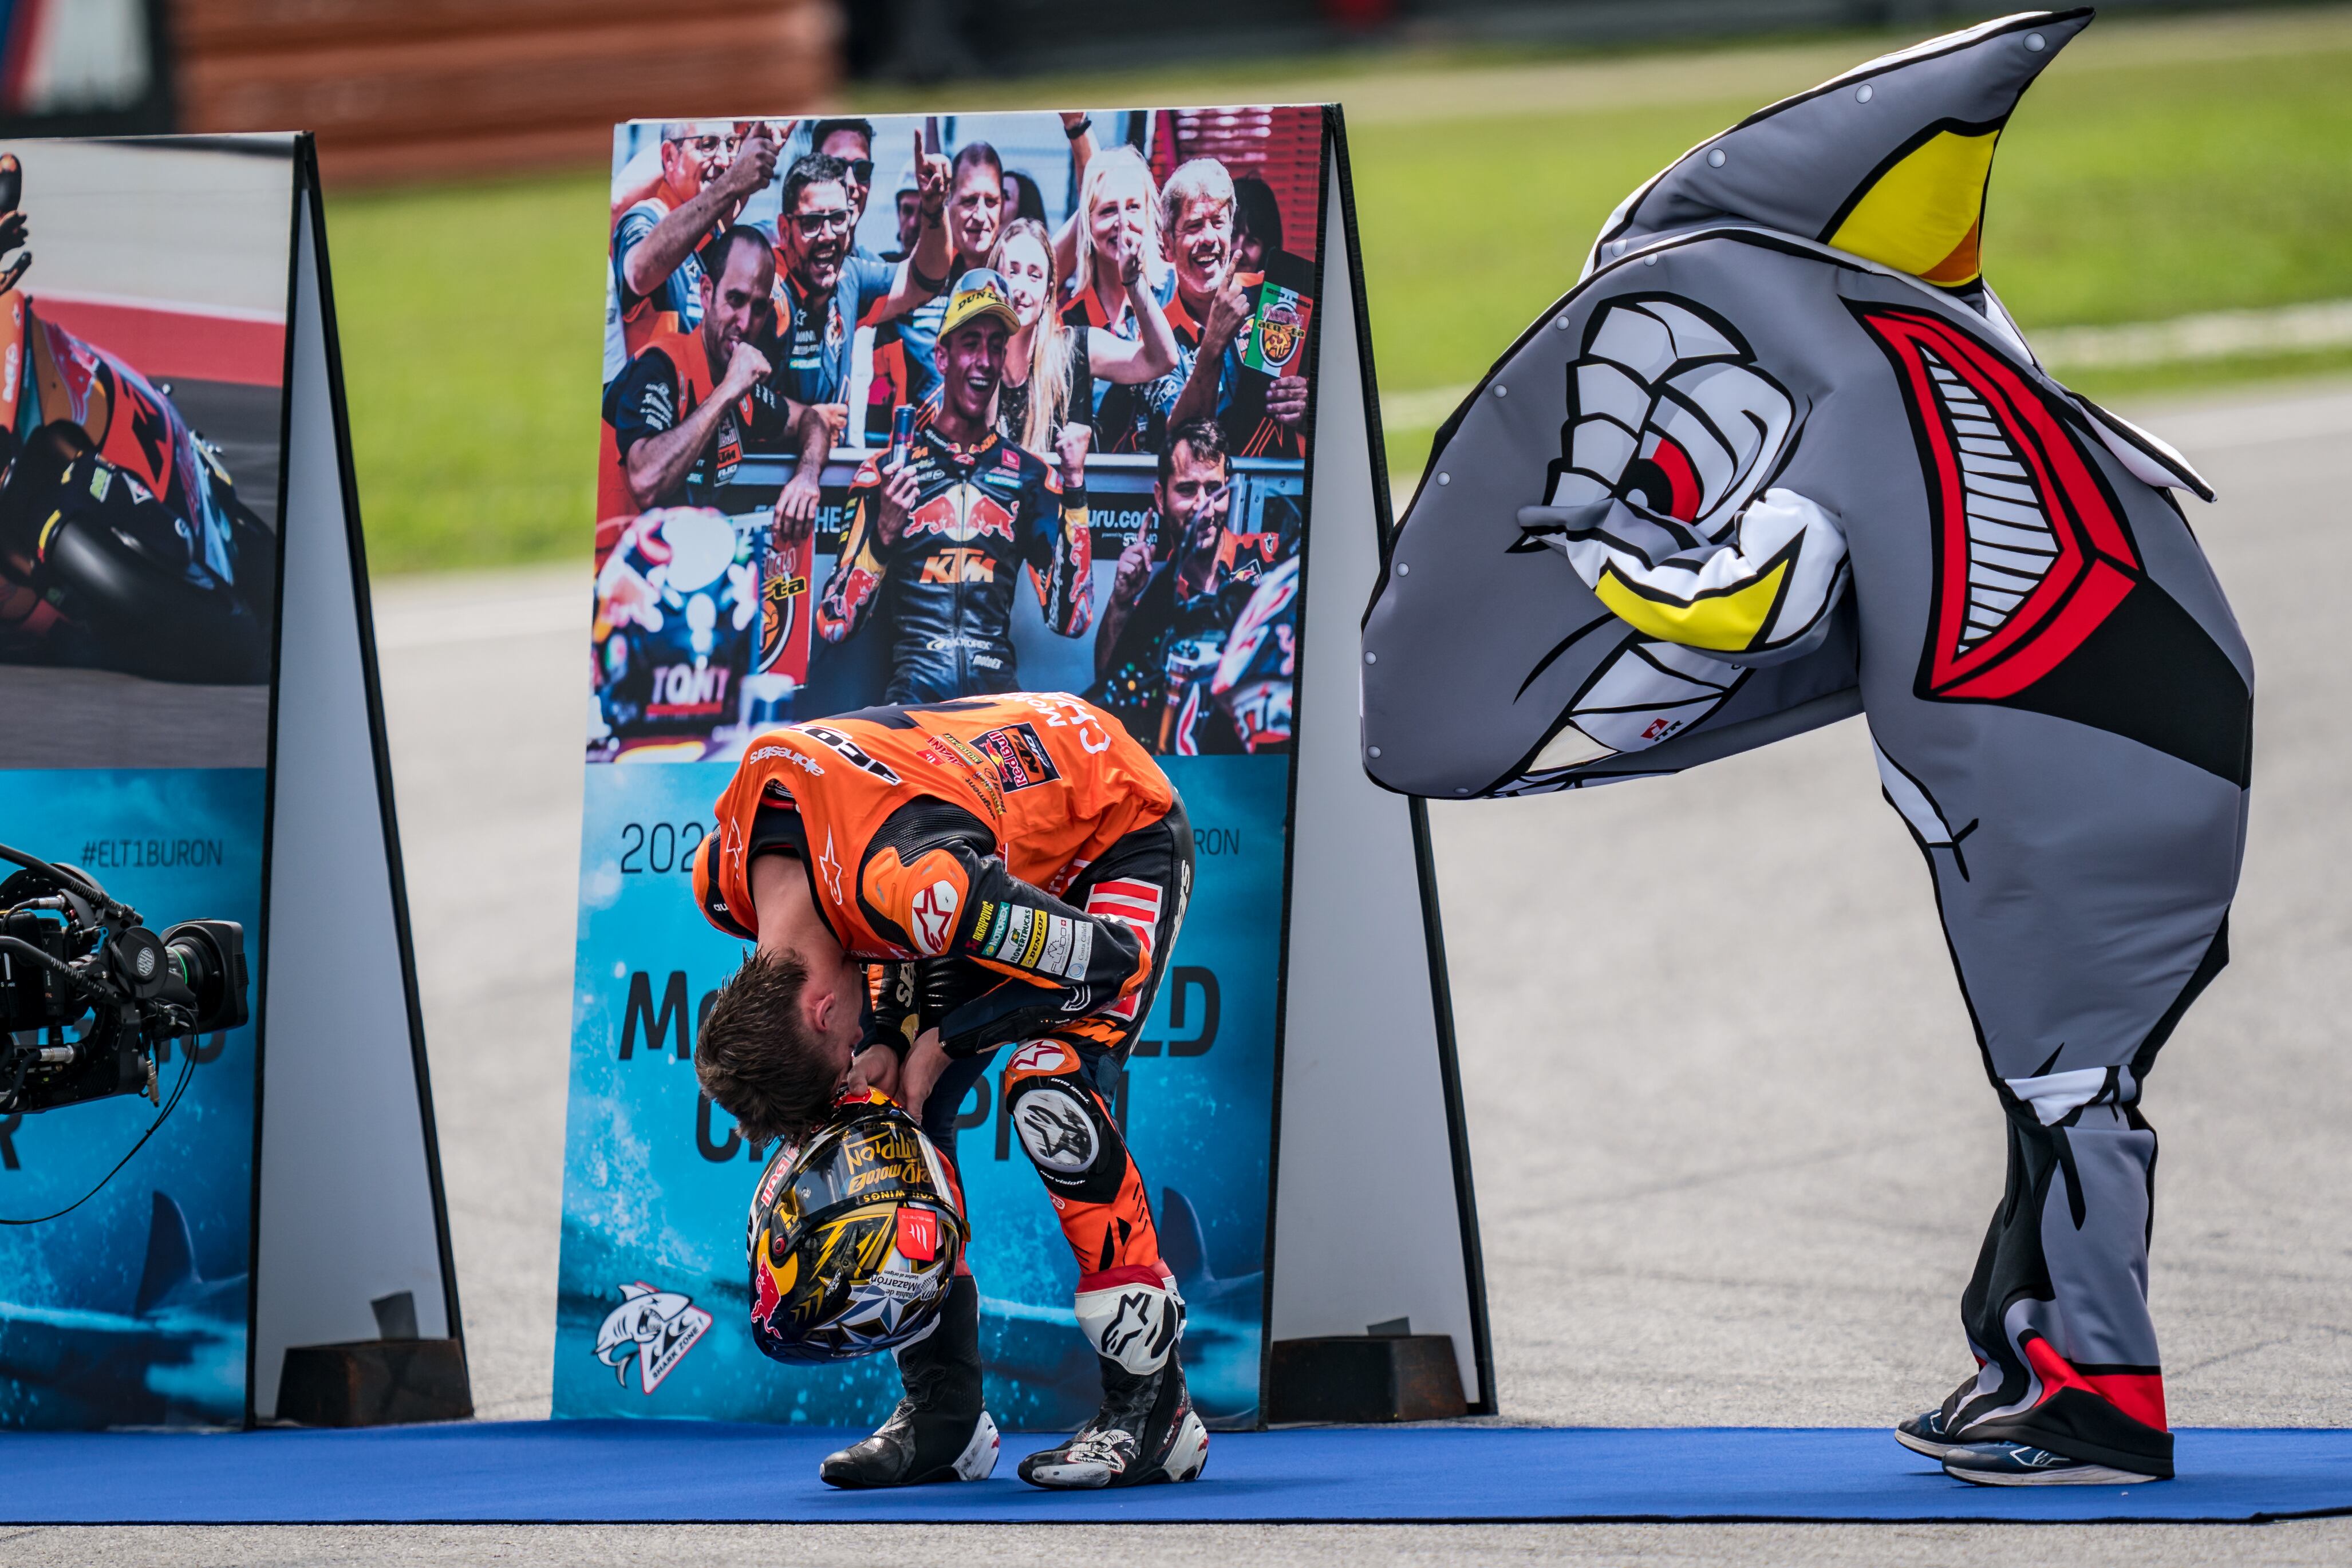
[5,1424,2350,1524]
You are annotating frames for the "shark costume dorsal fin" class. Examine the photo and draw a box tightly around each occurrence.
[1585,9,2092,285]
[135,1191,200,1317]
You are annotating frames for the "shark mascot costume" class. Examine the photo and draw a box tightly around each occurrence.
[1360,10,2248,1486]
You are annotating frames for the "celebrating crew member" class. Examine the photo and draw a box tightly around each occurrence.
[885,142,1010,407]
[1163,160,1312,461]
[1060,146,1178,453]
[691,693,1207,1491]
[989,216,1175,463]
[609,121,779,381]
[771,141,951,410]
[767,142,951,521]
[806,118,879,252]
[1092,420,1260,753]
[816,270,1094,701]
[601,227,830,535]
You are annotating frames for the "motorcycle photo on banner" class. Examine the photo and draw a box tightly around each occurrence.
[559,104,1327,1436]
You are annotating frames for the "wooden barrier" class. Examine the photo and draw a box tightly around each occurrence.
[169,0,842,184]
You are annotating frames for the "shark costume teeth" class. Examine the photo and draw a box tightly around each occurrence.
[1361,9,2252,1480]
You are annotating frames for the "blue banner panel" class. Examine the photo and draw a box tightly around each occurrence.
[554,754,1286,1431]
[0,768,266,1430]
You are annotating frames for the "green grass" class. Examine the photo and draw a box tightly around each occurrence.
[330,172,609,575]
[326,21,2352,574]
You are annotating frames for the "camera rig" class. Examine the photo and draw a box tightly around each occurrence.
[0,839,247,1117]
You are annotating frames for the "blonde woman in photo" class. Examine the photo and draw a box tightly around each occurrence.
[992,216,1176,461]
[1060,145,1183,452]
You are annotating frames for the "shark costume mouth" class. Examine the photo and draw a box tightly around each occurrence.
[1858,304,2142,703]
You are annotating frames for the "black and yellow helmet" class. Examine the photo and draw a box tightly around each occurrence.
[745,1091,968,1364]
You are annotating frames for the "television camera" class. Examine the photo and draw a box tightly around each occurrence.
[1,840,247,1117]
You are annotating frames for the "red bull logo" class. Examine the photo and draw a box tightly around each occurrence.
[906,483,1015,544]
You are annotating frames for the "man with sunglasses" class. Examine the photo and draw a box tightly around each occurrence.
[764,143,951,526]
[1091,419,1262,754]
[770,142,950,412]
[807,118,881,258]
[608,120,779,382]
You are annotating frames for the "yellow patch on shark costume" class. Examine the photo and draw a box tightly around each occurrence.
[1594,558,1789,653]
[1828,127,2000,285]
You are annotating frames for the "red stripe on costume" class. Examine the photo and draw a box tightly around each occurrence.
[2024,1337,2169,1432]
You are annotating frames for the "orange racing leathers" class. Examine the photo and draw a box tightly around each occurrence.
[815,423,1093,703]
[693,693,1193,1350]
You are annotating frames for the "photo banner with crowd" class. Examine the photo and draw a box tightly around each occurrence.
[558,104,1339,1431]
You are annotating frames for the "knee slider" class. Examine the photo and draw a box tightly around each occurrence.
[1075,1263,1184,1376]
[1005,1070,1126,1206]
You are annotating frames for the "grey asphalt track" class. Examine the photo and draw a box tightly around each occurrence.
[10,378,2347,1564]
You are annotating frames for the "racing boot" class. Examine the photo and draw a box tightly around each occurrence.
[1018,1342,1208,1490]
[819,1275,999,1488]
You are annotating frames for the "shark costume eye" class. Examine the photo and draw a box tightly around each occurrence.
[1508,297,1852,783]
[1546,297,1793,535]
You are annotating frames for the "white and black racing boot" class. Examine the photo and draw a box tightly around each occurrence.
[820,1276,999,1488]
[1017,1344,1208,1490]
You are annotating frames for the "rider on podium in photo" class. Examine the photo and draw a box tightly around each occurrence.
[816,270,1095,704]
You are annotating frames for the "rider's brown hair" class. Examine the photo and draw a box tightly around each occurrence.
[693,949,832,1150]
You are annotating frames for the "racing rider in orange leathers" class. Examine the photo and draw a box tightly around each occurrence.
[692,692,1206,1492]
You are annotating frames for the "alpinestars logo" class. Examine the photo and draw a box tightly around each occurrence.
[1013,1087,1098,1172]
[911,879,960,954]
[593,1281,712,1393]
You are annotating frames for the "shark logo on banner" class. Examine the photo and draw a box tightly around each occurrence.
[594,1282,713,1393]
[1361,9,2248,1482]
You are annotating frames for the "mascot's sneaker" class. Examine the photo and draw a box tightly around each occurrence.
[819,1403,999,1488]
[1942,1441,2161,1487]
[1019,1352,1208,1490]
[1895,1404,1971,1462]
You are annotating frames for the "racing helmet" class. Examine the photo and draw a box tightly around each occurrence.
[745,1091,968,1364]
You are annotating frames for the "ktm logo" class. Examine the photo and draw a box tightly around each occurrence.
[906,483,1015,543]
[918,547,997,585]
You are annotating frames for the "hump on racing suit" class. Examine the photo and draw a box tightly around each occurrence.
[694,693,1172,1054]
[814,422,1092,702]
[0,303,275,682]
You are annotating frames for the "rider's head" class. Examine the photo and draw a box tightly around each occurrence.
[1158,418,1232,572]
[937,269,1019,426]
[697,226,775,372]
[696,860,868,1148]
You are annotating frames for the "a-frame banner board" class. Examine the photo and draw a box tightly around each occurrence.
[0,135,465,1429]
[557,105,1492,1428]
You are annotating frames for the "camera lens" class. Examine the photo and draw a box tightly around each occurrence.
[160,919,248,1034]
